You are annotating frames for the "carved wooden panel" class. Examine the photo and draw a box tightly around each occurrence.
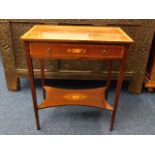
[10,22,58,71]
[59,60,104,72]
[107,25,141,72]
[0,21,19,90]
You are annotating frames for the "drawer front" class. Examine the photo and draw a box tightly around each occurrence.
[30,43,124,60]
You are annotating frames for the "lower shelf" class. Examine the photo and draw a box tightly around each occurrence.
[38,86,113,111]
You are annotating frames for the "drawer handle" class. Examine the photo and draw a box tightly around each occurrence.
[67,48,86,54]
[101,49,107,54]
[47,48,53,54]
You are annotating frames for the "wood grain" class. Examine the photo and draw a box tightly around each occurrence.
[30,43,124,60]
[38,86,113,111]
[21,25,133,43]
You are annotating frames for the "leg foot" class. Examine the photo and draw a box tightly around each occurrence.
[128,73,144,94]
[5,76,20,91]
[110,124,113,131]
[35,109,41,130]
[110,113,115,131]
[37,126,41,130]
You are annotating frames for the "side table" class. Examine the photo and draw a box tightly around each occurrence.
[21,25,133,130]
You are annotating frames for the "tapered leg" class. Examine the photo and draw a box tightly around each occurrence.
[24,42,40,130]
[110,46,128,131]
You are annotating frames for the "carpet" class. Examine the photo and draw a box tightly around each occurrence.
[0,56,155,135]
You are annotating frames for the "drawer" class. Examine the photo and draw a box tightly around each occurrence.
[30,43,124,60]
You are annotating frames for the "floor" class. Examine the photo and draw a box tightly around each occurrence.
[0,57,155,135]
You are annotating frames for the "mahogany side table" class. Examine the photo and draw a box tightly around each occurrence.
[21,25,133,131]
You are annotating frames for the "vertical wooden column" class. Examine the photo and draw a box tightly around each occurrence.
[0,21,20,91]
[110,45,128,131]
[24,42,40,130]
[40,60,46,99]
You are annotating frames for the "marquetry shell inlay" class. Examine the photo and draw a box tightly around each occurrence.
[64,93,87,100]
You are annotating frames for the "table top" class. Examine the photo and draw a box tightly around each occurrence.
[21,25,133,43]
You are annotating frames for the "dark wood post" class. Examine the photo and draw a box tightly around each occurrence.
[24,42,40,130]
[110,45,128,130]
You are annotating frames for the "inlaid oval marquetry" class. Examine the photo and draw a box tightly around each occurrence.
[67,48,86,54]
[64,93,87,100]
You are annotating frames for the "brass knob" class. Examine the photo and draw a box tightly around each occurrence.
[47,48,52,54]
[101,49,107,54]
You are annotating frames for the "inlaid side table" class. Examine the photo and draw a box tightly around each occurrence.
[21,25,133,131]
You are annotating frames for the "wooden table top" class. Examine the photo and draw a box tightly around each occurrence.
[21,25,133,43]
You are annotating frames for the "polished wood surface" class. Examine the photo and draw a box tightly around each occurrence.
[110,45,128,130]
[38,86,113,111]
[30,43,124,60]
[22,25,133,131]
[24,42,40,129]
[21,25,133,43]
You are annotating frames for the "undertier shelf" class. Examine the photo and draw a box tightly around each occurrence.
[38,86,114,111]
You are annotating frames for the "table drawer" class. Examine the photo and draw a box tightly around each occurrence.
[30,43,124,60]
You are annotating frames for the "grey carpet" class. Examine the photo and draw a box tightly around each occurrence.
[0,57,155,135]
